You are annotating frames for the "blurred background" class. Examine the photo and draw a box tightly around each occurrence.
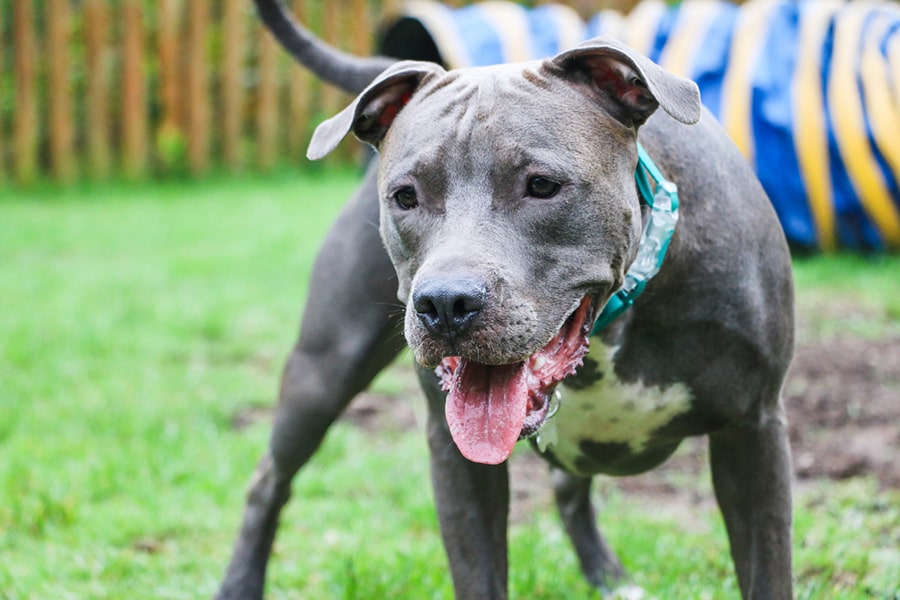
[1,2,898,598]
[1,0,712,185]
[4,0,898,251]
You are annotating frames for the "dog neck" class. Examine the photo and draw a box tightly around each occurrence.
[591,144,680,334]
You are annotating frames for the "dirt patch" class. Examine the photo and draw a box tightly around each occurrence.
[786,336,900,488]
[341,390,422,433]
[236,333,899,514]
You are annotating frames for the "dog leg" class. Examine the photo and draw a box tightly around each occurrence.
[551,469,627,591]
[419,366,510,599]
[215,162,405,600]
[709,404,793,600]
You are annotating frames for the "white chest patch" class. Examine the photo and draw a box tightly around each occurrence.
[535,343,693,474]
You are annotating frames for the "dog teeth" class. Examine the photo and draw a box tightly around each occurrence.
[531,355,547,370]
[546,389,561,419]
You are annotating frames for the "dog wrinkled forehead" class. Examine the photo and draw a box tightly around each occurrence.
[392,65,513,124]
[385,76,647,202]
[382,62,580,143]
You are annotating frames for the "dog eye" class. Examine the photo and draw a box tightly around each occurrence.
[526,176,561,199]
[392,187,418,210]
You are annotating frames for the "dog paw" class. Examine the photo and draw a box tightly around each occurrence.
[608,584,647,600]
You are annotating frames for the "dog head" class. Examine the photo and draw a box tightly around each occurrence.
[309,37,700,464]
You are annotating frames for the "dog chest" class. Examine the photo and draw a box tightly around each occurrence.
[535,343,693,476]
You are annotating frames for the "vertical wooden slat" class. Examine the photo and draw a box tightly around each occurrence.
[85,0,111,180]
[351,0,370,57]
[321,1,349,162]
[186,0,210,174]
[47,0,75,182]
[13,0,38,185]
[122,0,148,179]
[320,1,341,114]
[256,23,280,170]
[288,0,314,157]
[0,6,5,181]
[221,1,246,170]
[336,0,357,161]
[157,0,184,173]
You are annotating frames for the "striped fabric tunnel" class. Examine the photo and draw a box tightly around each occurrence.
[379,0,900,252]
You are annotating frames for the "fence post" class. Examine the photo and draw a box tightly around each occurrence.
[352,0,370,57]
[186,0,210,175]
[320,1,341,122]
[13,0,38,185]
[122,0,148,179]
[322,1,356,163]
[85,0,111,180]
[222,1,247,171]
[0,6,5,182]
[157,0,184,174]
[256,21,280,170]
[48,0,76,183]
[288,0,314,159]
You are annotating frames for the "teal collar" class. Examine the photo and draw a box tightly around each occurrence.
[591,143,680,335]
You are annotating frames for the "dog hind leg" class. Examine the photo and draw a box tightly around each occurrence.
[215,161,405,599]
[551,469,628,592]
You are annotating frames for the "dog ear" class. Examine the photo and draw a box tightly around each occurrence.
[307,61,445,160]
[552,36,701,127]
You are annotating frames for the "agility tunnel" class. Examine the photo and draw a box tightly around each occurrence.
[378,0,900,252]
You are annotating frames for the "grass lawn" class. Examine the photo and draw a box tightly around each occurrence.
[1,169,898,599]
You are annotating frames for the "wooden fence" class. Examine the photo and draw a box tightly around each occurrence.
[0,0,647,184]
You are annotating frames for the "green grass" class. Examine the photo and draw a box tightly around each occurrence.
[792,254,900,343]
[1,171,898,599]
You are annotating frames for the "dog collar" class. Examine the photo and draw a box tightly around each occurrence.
[591,144,680,335]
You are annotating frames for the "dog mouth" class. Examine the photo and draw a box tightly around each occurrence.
[435,295,596,465]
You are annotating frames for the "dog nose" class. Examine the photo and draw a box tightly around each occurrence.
[413,277,486,338]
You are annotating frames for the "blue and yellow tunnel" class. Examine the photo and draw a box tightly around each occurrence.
[379,0,900,252]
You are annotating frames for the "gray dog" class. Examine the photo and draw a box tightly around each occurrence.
[216,2,795,598]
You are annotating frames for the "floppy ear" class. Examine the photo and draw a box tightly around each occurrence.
[552,36,701,127]
[307,61,445,160]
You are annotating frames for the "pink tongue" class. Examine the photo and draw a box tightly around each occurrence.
[444,360,529,465]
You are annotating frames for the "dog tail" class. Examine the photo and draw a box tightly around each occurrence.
[254,0,396,94]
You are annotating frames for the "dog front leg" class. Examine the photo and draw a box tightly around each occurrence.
[709,405,794,600]
[419,367,510,600]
